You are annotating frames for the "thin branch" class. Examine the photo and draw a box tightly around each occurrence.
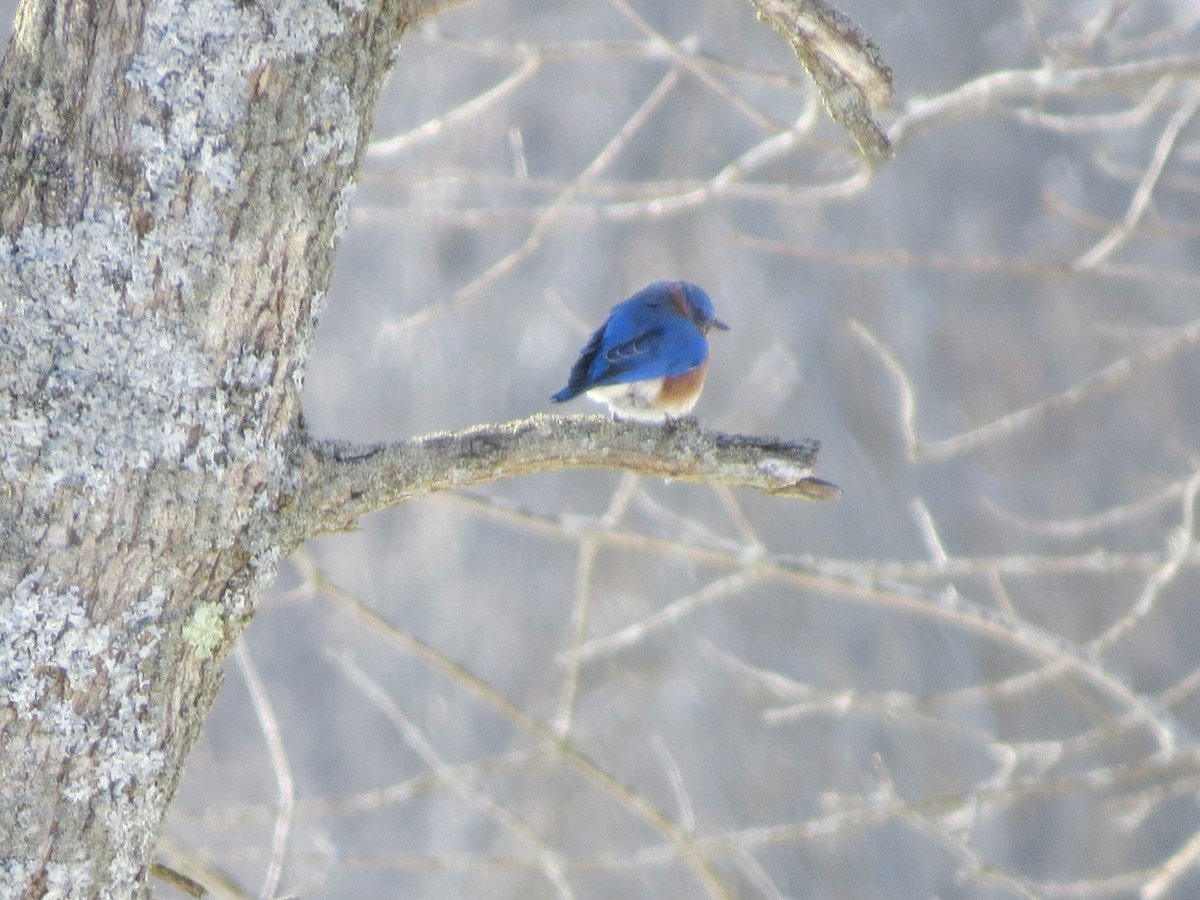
[234,644,295,900]
[608,0,789,133]
[1088,467,1200,652]
[917,317,1200,461]
[149,862,211,899]
[298,556,734,900]
[1080,0,1133,51]
[415,0,481,21]
[154,839,253,899]
[984,472,1190,542]
[741,235,1200,288]
[727,850,786,900]
[849,315,1200,463]
[382,64,681,335]
[1140,820,1200,898]
[712,484,767,562]
[1009,75,1175,134]
[1094,146,1200,196]
[286,416,838,542]
[331,652,576,899]
[443,483,1200,613]
[172,745,543,826]
[558,567,766,663]
[847,319,919,457]
[1075,85,1200,269]
[554,472,640,737]
[892,55,1200,147]
[446,484,1200,584]
[359,156,869,227]
[366,52,541,157]
[651,736,696,835]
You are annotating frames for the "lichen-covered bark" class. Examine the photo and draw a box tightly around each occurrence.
[0,0,426,894]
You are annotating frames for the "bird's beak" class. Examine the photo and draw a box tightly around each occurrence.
[709,318,730,332]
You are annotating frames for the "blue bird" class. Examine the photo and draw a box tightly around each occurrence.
[551,281,729,422]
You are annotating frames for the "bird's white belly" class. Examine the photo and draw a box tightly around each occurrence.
[586,378,670,422]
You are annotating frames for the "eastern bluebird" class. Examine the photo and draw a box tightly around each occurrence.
[550,280,728,422]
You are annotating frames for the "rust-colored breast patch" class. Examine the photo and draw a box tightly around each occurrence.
[656,361,709,415]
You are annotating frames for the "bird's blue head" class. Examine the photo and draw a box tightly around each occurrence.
[659,281,730,335]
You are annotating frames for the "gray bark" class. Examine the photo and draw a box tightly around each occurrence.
[0,0,424,894]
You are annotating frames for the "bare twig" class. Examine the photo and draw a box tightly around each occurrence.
[1010,75,1175,134]
[1140,818,1200,898]
[846,319,919,457]
[979,475,1185,540]
[849,315,1200,463]
[299,556,734,900]
[331,653,576,899]
[381,65,680,335]
[892,55,1200,147]
[554,472,640,736]
[608,0,789,133]
[1088,468,1200,651]
[234,643,295,900]
[150,862,211,899]
[741,235,1200,287]
[367,53,541,157]
[1075,85,1200,269]
[558,567,766,663]
[651,736,696,835]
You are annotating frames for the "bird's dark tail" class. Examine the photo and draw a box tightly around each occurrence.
[550,326,605,403]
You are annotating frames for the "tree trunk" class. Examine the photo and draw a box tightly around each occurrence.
[0,0,425,893]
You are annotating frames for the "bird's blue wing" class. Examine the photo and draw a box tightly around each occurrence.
[587,316,707,386]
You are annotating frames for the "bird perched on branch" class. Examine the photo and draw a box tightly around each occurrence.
[551,281,728,422]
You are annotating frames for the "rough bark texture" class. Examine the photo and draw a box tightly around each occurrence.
[0,0,423,894]
[748,0,894,160]
[289,417,837,540]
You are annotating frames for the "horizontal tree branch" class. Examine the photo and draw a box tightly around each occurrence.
[286,415,840,540]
